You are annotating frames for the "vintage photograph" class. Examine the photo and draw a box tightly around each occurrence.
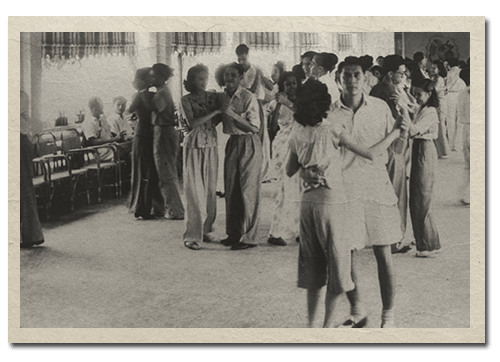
[9,17,484,343]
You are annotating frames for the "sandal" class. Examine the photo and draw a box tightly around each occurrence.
[184,241,200,250]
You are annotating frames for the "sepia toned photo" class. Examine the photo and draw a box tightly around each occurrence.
[8,16,485,343]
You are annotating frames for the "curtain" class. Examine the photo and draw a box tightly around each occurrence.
[172,32,222,55]
[42,32,136,61]
[245,32,280,50]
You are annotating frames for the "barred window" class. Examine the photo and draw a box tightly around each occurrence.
[338,33,354,52]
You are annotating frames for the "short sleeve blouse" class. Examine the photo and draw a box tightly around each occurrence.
[181,91,220,148]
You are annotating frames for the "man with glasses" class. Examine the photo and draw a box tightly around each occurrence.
[370,55,412,254]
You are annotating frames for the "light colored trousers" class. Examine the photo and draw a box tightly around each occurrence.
[153,125,185,218]
[183,146,218,242]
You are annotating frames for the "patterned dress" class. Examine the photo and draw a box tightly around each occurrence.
[267,99,301,241]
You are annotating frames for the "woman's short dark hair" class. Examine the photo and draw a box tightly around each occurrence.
[277,71,298,93]
[301,51,317,61]
[371,65,383,77]
[459,67,470,87]
[152,63,173,81]
[184,64,209,93]
[293,78,331,127]
[292,63,306,83]
[447,57,460,68]
[413,51,425,63]
[382,54,405,76]
[431,59,447,78]
[315,52,338,73]
[214,62,244,87]
[413,78,439,109]
[133,67,152,91]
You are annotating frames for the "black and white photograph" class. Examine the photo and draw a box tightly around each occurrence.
[8,16,485,344]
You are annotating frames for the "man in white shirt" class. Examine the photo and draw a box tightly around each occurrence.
[236,44,265,101]
[457,67,470,205]
[82,96,125,162]
[219,63,263,250]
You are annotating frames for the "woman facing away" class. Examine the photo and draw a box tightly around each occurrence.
[266,71,301,246]
[429,59,451,158]
[128,67,162,220]
[286,79,404,328]
[180,64,223,250]
[405,79,441,257]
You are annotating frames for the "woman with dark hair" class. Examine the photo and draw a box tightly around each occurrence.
[405,79,441,257]
[429,59,450,158]
[266,71,301,246]
[180,64,222,250]
[262,61,285,103]
[128,67,161,220]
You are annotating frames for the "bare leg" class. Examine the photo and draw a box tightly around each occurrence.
[345,251,366,324]
[323,288,342,328]
[373,245,396,327]
[307,288,321,328]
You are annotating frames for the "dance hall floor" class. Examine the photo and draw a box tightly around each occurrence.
[20,151,471,329]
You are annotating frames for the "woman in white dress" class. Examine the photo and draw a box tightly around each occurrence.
[266,72,302,246]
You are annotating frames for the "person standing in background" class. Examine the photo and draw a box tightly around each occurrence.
[370,55,412,253]
[443,58,467,152]
[151,63,185,220]
[457,67,470,205]
[429,59,451,159]
[236,44,265,101]
[20,90,44,248]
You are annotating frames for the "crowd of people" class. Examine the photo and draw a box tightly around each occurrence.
[20,43,471,328]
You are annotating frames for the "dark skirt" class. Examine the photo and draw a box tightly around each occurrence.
[128,135,161,216]
[20,134,44,246]
[409,139,441,252]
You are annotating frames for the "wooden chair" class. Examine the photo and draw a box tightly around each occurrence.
[32,131,73,219]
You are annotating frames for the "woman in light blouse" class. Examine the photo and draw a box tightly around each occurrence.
[405,79,441,257]
[429,59,450,158]
[180,64,222,250]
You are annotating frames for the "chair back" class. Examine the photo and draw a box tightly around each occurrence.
[33,132,58,157]
[61,128,83,152]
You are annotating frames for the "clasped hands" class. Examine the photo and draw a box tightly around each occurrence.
[220,103,239,120]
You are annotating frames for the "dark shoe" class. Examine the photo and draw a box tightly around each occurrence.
[20,239,44,248]
[134,213,155,220]
[296,237,300,243]
[164,215,184,220]
[338,316,368,328]
[216,191,225,198]
[221,237,240,247]
[391,242,412,254]
[230,242,257,250]
[268,236,287,246]
[184,241,200,250]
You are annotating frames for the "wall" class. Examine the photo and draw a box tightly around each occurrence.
[403,32,470,62]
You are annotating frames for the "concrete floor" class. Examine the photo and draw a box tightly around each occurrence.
[20,150,470,328]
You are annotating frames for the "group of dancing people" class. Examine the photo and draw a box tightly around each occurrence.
[124,44,470,327]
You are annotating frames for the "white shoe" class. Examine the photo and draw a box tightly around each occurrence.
[415,250,437,258]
